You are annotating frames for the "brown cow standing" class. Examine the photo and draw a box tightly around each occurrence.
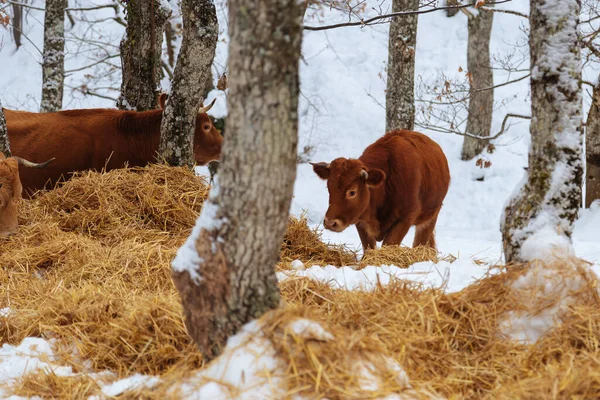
[4,98,222,196]
[0,154,54,236]
[311,130,450,252]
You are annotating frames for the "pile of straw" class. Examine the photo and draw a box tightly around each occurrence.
[359,245,438,269]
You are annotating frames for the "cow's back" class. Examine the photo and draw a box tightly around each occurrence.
[360,130,450,227]
[5,108,160,195]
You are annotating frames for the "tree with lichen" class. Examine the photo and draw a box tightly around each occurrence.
[501,0,582,262]
[117,0,171,111]
[385,0,418,132]
[461,3,494,161]
[159,0,218,166]
[171,0,303,359]
[40,0,67,113]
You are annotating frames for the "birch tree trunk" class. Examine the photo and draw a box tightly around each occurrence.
[501,0,582,263]
[117,0,171,111]
[0,101,9,157]
[40,0,66,113]
[158,0,218,166]
[171,0,303,360]
[585,76,600,207]
[460,5,494,161]
[385,0,418,132]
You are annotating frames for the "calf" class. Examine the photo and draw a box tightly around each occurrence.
[311,130,450,252]
[0,154,54,237]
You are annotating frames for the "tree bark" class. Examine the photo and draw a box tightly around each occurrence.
[158,0,218,166]
[12,2,22,50]
[385,0,418,132]
[585,75,600,207]
[460,4,494,161]
[501,0,582,263]
[0,101,9,157]
[40,0,66,113]
[172,0,303,360]
[117,0,171,111]
[446,0,460,17]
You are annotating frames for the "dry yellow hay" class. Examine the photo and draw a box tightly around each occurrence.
[1,165,599,399]
[11,371,101,399]
[280,215,357,266]
[359,245,438,269]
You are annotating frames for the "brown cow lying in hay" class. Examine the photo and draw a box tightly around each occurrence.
[311,129,450,252]
[0,153,54,236]
[3,98,222,196]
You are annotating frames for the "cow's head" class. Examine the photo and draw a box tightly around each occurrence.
[311,158,385,232]
[158,93,223,165]
[0,155,54,237]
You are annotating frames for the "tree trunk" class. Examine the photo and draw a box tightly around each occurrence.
[501,0,582,263]
[12,2,22,50]
[446,0,460,17]
[172,0,303,360]
[158,0,218,166]
[385,0,418,132]
[40,0,66,113]
[117,0,171,111]
[585,75,600,208]
[460,4,494,161]
[0,101,9,157]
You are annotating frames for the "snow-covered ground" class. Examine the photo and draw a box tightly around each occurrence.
[1,0,600,397]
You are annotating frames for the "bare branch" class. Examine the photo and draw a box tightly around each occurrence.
[479,6,527,18]
[418,113,531,141]
[303,0,513,31]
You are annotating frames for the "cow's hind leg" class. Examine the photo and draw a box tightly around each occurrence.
[413,212,439,249]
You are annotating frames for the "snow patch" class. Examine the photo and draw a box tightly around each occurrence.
[499,260,597,343]
[520,226,574,262]
[99,374,160,397]
[278,257,490,294]
[174,319,286,400]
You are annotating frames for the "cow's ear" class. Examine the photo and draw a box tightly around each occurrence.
[365,168,385,187]
[158,93,168,110]
[310,162,330,180]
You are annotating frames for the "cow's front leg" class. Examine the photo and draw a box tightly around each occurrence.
[356,222,376,256]
[382,218,414,247]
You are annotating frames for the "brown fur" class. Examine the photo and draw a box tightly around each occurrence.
[0,154,23,237]
[4,106,223,196]
[312,130,450,252]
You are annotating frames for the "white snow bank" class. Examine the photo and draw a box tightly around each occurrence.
[499,259,599,343]
[278,257,491,294]
[520,226,575,262]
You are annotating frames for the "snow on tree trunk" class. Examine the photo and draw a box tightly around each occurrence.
[40,0,66,113]
[171,0,303,360]
[460,5,494,161]
[585,75,600,208]
[0,101,9,157]
[158,0,218,166]
[117,0,171,111]
[385,0,418,132]
[501,0,583,263]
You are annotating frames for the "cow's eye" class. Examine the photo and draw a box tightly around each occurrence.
[203,124,212,131]
[347,190,356,198]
